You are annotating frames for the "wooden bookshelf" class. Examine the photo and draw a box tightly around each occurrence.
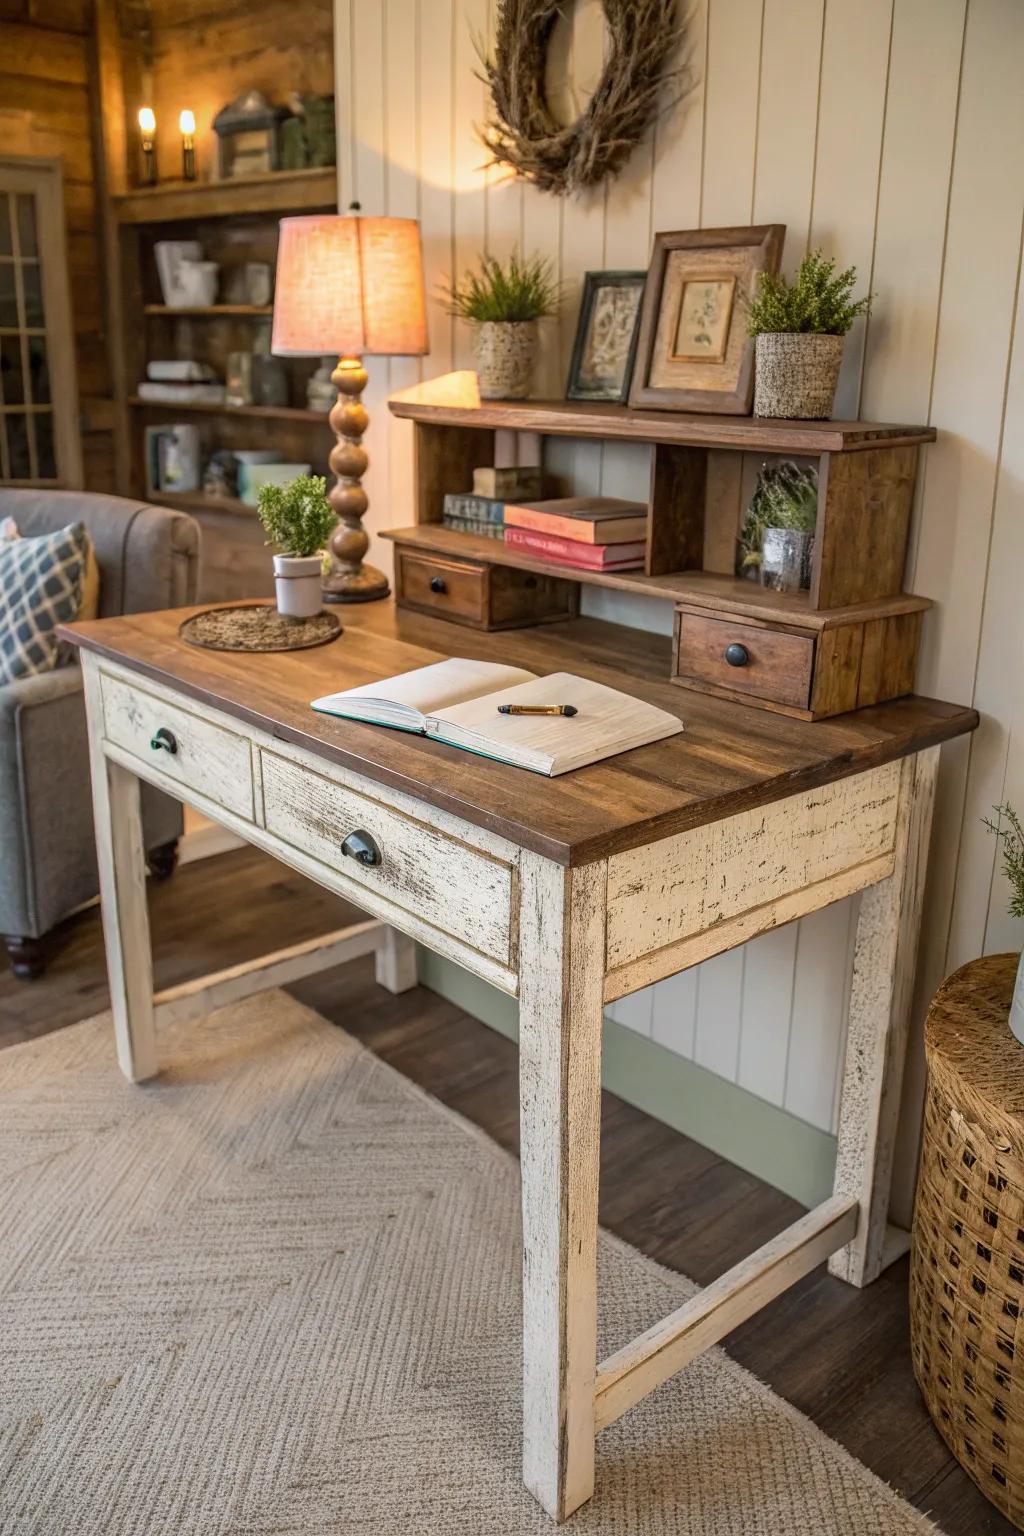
[143,304,274,317]
[386,373,936,719]
[129,398,330,423]
[114,168,337,225]
[146,490,256,518]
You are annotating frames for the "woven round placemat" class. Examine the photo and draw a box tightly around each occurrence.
[179,603,342,653]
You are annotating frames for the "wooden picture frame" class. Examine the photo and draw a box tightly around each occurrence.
[566,271,646,404]
[629,226,784,416]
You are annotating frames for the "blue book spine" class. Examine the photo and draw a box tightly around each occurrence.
[442,493,506,525]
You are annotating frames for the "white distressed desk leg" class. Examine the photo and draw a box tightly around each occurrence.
[374,925,418,992]
[83,658,157,1082]
[519,853,606,1522]
[829,746,940,1286]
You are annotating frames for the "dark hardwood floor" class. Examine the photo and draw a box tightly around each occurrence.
[0,846,1012,1536]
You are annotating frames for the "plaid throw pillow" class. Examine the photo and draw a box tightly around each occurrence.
[0,522,89,684]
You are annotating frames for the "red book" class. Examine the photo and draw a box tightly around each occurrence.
[504,526,646,570]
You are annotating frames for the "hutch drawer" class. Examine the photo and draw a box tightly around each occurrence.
[99,670,255,821]
[395,547,576,630]
[674,610,814,711]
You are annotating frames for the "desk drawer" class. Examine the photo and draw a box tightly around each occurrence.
[260,750,514,964]
[100,671,255,821]
[675,610,814,711]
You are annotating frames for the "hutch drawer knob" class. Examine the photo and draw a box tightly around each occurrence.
[341,829,382,867]
[150,727,178,754]
[429,575,447,594]
[724,643,750,668]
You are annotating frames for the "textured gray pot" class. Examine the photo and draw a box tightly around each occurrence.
[1011,952,1024,1046]
[474,321,538,400]
[754,332,845,419]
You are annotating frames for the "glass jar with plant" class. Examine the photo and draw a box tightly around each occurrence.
[440,252,560,400]
[738,459,819,592]
[257,474,336,618]
[747,250,872,420]
[983,804,1024,1044]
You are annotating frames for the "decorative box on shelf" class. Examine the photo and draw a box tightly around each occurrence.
[385,372,935,719]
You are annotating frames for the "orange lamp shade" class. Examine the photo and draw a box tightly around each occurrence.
[272,214,428,358]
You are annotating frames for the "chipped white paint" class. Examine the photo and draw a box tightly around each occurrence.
[261,749,514,967]
[594,1194,859,1432]
[100,668,255,822]
[829,747,940,1285]
[83,655,158,1082]
[606,763,901,972]
[519,853,606,1522]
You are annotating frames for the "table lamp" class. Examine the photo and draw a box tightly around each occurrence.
[272,209,428,603]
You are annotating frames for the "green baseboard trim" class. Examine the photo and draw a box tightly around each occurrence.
[416,947,836,1209]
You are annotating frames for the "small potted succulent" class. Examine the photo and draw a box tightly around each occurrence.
[738,459,819,592]
[257,473,336,618]
[747,250,872,419]
[440,251,559,400]
[983,804,1024,1044]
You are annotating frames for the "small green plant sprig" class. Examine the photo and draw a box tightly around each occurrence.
[257,474,336,559]
[440,251,560,323]
[983,804,1024,920]
[739,460,818,570]
[747,250,872,337]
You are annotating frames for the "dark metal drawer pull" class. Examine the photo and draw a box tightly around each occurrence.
[341,830,381,867]
[724,643,750,668]
[429,576,447,594]
[150,727,178,754]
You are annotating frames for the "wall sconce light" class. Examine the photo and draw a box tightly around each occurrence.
[179,110,196,181]
[138,106,157,185]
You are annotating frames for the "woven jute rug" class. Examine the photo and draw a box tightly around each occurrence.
[0,991,941,1534]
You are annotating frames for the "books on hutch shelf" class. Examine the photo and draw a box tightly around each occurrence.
[502,496,647,546]
[311,658,682,777]
[503,526,645,570]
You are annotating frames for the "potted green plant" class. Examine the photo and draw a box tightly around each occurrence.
[257,474,336,618]
[983,804,1024,1044]
[440,252,559,400]
[738,460,819,592]
[747,250,872,420]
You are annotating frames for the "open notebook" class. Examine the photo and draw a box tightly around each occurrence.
[311,657,683,776]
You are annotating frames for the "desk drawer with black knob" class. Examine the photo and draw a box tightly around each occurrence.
[673,610,814,712]
[395,548,577,630]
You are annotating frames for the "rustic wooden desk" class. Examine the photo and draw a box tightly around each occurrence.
[65,602,976,1523]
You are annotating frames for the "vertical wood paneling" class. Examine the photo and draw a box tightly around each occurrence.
[335,0,1024,1163]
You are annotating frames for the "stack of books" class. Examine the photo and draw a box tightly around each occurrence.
[442,465,543,539]
[502,497,647,571]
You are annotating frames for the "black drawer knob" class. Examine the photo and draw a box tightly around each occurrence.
[724,643,750,668]
[429,576,447,594]
[341,829,382,867]
[150,727,178,754]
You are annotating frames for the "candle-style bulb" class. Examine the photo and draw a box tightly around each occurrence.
[138,106,157,185]
[179,108,196,181]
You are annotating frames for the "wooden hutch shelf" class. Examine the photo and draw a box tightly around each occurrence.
[386,373,936,720]
[114,167,338,225]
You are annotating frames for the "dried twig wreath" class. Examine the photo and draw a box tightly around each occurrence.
[480,0,684,197]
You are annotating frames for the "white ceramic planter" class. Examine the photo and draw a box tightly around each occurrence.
[273,554,322,618]
[753,332,845,419]
[474,321,538,400]
[1010,952,1024,1046]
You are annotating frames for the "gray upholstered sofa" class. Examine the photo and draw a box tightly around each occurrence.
[1,490,200,978]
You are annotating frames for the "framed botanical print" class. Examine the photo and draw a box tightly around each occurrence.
[566,271,645,403]
[628,226,784,414]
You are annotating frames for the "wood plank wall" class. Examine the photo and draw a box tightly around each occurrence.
[0,0,116,489]
[335,0,1024,1215]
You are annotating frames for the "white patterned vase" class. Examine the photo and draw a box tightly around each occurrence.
[753,332,845,419]
[1011,952,1024,1047]
[473,321,538,400]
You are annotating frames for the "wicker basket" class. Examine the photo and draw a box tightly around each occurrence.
[911,952,1024,1528]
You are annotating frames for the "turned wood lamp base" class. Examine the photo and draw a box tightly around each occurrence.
[323,355,390,604]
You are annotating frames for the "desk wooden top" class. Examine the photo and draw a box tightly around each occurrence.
[65,602,978,866]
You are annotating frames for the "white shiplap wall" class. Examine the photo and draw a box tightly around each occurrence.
[333,0,1024,1170]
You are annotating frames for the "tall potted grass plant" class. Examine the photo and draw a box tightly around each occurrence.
[441,252,560,400]
[984,805,1024,1044]
[747,250,871,419]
